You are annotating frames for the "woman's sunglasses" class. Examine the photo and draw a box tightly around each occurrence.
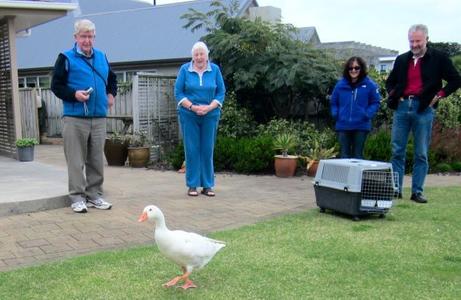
[348,66,361,71]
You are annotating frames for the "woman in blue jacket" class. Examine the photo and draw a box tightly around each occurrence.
[330,56,380,159]
[174,42,226,197]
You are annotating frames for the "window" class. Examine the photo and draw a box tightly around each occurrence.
[115,72,125,82]
[25,76,37,88]
[18,75,51,88]
[38,76,51,88]
[18,77,25,88]
[125,71,135,82]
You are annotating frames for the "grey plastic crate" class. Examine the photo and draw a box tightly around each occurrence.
[313,159,398,220]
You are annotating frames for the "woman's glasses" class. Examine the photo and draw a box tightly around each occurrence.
[348,66,361,71]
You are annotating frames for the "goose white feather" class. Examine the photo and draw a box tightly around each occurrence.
[139,205,225,289]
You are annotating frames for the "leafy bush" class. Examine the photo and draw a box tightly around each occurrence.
[450,161,461,172]
[165,141,184,170]
[300,129,337,157]
[367,69,393,129]
[214,136,239,171]
[218,91,257,138]
[127,131,149,147]
[433,163,453,173]
[15,138,39,148]
[364,130,392,161]
[436,91,461,129]
[168,135,273,174]
[232,136,274,174]
[257,118,336,156]
[364,130,415,173]
[257,118,294,137]
[107,131,130,144]
[216,135,275,173]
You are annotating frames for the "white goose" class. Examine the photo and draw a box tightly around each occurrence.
[138,205,225,289]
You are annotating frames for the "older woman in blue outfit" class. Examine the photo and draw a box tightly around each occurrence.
[330,57,381,159]
[174,42,226,197]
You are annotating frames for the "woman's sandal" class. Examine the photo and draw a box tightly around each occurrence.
[201,188,215,197]
[187,188,198,197]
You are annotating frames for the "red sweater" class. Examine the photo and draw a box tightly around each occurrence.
[403,57,445,98]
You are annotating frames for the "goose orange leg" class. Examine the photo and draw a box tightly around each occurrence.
[163,267,197,289]
[180,274,197,290]
[163,275,182,288]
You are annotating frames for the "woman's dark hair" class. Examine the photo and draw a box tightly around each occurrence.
[343,56,368,83]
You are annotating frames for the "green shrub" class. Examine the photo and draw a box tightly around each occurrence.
[165,141,184,170]
[364,130,421,174]
[257,118,294,136]
[169,135,274,174]
[364,130,392,161]
[218,91,257,138]
[257,118,336,156]
[450,161,461,172]
[232,136,274,174]
[107,131,130,144]
[15,138,39,148]
[214,136,239,171]
[433,162,453,173]
[436,91,461,129]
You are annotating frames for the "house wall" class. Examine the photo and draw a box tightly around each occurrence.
[248,6,281,23]
[18,59,186,88]
[377,60,395,73]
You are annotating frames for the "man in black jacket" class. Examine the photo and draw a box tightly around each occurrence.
[386,24,461,203]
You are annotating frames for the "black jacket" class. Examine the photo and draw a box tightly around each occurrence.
[386,48,461,113]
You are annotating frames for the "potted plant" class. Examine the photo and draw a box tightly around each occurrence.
[127,131,150,168]
[104,131,130,166]
[16,137,39,162]
[300,140,338,177]
[273,133,299,177]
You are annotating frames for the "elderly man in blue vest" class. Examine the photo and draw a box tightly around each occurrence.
[51,19,117,213]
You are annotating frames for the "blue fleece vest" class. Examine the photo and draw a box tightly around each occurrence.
[62,46,109,117]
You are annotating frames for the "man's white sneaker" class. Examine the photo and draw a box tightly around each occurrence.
[87,197,112,210]
[71,201,88,213]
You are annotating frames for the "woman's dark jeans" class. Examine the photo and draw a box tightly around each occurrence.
[338,130,369,159]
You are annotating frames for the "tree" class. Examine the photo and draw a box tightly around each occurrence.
[451,55,461,72]
[428,41,461,57]
[182,0,339,122]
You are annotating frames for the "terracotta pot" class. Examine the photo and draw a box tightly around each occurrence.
[274,155,298,177]
[307,160,319,177]
[104,139,128,166]
[128,146,150,168]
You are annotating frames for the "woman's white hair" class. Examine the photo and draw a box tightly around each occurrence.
[74,19,96,35]
[191,41,209,56]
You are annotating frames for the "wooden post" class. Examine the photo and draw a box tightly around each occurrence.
[7,17,22,140]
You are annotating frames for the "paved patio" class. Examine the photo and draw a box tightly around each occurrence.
[0,145,458,272]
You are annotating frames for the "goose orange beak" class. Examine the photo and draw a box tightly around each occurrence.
[138,211,148,222]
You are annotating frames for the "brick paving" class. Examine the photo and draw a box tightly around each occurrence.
[0,145,459,272]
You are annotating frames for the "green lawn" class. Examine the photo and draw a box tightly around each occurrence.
[1,187,460,299]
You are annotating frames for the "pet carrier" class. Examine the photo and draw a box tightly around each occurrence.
[313,159,398,220]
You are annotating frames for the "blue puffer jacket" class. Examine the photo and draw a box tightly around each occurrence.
[330,76,381,131]
[62,46,109,117]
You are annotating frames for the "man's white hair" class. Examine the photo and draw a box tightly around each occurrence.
[74,19,96,35]
[408,24,428,37]
[191,41,209,56]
